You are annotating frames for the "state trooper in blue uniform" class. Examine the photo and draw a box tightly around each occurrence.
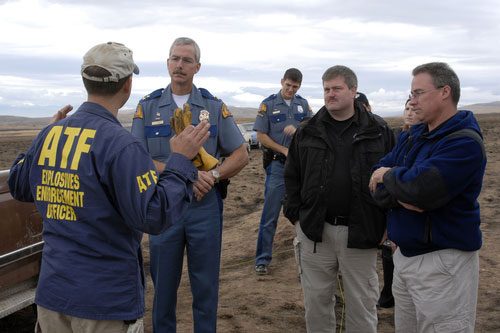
[131,37,248,333]
[8,42,211,333]
[253,68,312,275]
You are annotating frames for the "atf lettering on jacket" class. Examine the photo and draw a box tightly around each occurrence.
[35,125,158,221]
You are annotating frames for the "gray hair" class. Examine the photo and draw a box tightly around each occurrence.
[169,37,201,63]
[322,65,357,89]
[412,62,460,106]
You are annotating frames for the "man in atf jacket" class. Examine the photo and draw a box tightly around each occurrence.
[8,42,209,332]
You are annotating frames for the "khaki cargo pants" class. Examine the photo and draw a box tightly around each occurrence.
[35,305,144,333]
[294,222,379,333]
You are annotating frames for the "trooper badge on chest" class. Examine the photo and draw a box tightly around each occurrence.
[199,110,210,122]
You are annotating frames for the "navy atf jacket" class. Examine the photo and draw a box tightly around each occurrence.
[372,110,486,257]
[8,102,198,320]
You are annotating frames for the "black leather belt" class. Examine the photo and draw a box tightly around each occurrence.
[325,216,349,226]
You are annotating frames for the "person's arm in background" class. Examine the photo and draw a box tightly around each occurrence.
[257,131,289,156]
[9,105,74,201]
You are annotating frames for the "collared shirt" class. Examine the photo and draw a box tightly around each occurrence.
[131,84,244,162]
[253,90,312,148]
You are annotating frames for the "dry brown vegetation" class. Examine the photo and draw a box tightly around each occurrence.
[1,113,499,332]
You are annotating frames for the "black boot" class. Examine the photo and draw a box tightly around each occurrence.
[378,246,394,308]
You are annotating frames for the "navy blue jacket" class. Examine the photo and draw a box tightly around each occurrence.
[372,110,486,257]
[8,102,198,320]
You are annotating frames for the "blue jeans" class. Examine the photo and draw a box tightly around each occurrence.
[149,189,223,333]
[255,161,285,266]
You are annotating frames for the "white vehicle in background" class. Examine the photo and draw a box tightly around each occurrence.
[237,124,252,153]
[240,123,260,149]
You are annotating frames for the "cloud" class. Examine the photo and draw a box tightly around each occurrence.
[1,0,500,117]
[232,92,265,105]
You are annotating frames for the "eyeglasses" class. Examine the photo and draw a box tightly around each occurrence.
[409,86,444,100]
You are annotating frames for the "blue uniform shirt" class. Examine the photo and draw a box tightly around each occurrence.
[7,102,198,321]
[131,84,244,162]
[253,91,312,148]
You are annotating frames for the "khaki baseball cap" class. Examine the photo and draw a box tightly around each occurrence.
[81,42,140,82]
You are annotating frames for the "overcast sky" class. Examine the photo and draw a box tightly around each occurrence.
[1,0,499,118]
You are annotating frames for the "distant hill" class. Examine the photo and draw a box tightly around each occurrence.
[2,102,498,131]
[0,105,260,131]
[0,115,52,130]
[460,101,500,113]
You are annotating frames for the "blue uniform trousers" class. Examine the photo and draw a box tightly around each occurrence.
[149,189,223,333]
[255,161,285,266]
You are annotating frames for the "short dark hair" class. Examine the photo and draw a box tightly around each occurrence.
[283,68,302,83]
[322,65,357,89]
[82,66,130,96]
[412,62,460,106]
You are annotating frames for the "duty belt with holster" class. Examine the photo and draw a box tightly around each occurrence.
[262,146,286,169]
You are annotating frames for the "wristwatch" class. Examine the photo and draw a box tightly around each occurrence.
[210,169,220,183]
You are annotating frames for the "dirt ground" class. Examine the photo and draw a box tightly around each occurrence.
[1,114,499,332]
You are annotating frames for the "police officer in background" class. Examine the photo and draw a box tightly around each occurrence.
[253,68,312,275]
[8,42,210,332]
[131,37,248,332]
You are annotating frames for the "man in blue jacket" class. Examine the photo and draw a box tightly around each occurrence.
[8,42,210,333]
[370,62,486,333]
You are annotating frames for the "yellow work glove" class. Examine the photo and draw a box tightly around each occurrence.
[170,103,219,171]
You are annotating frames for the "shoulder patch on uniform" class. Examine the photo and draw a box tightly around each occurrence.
[140,88,164,103]
[221,103,233,118]
[133,104,144,119]
[257,103,267,117]
[263,94,277,103]
[199,88,221,102]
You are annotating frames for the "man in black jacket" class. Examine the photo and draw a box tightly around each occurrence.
[283,65,394,332]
